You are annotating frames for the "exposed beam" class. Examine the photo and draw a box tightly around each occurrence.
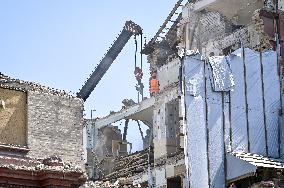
[94,97,155,129]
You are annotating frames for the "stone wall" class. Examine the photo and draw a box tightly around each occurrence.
[27,91,84,167]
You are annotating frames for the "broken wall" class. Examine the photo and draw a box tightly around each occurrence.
[179,5,235,53]
[193,0,264,25]
[184,48,281,187]
[152,152,185,188]
[153,87,180,159]
[27,91,84,167]
[95,126,122,159]
[0,88,27,146]
[157,58,180,91]
[150,55,182,160]
[178,1,284,58]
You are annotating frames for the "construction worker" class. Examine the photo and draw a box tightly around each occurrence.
[149,71,159,96]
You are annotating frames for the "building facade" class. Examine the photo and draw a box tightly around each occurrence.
[0,73,86,187]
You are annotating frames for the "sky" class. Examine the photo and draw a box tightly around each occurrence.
[0,1,177,151]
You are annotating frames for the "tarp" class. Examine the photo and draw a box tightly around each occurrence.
[227,151,284,181]
[184,48,281,188]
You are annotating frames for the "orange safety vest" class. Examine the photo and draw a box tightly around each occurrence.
[150,78,159,93]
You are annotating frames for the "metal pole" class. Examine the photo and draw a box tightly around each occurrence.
[91,109,96,120]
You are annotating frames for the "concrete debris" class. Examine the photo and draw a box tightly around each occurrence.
[104,148,153,181]
[122,99,136,107]
[177,46,199,58]
[0,155,84,173]
[154,151,184,167]
[81,179,142,188]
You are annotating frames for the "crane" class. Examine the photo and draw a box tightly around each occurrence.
[77,21,142,101]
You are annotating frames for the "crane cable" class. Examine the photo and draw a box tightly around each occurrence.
[140,33,143,71]
[134,35,137,68]
[134,33,144,102]
[134,35,139,102]
[135,120,145,142]
[123,119,129,141]
[140,33,144,99]
[134,33,143,70]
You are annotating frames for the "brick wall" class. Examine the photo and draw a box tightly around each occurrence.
[27,91,84,167]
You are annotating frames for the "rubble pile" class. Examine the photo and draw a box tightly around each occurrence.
[104,149,153,181]
[155,150,184,167]
[81,178,142,188]
[0,155,84,173]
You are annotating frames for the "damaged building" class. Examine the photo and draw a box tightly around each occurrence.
[0,74,86,187]
[84,0,284,188]
[1,0,284,188]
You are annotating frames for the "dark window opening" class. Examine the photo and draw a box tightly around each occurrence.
[167,176,182,188]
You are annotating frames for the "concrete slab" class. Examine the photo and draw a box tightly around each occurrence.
[94,97,155,129]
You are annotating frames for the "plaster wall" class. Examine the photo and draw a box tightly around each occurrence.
[0,88,27,146]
